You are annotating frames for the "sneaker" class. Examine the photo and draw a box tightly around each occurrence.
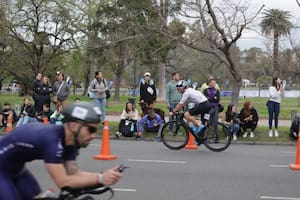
[274,130,279,137]
[115,132,122,138]
[233,134,237,141]
[155,136,161,142]
[194,125,205,135]
[250,132,254,138]
[268,130,273,137]
[243,132,248,138]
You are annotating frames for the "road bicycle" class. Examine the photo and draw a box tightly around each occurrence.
[35,164,128,200]
[160,111,231,152]
[36,185,114,200]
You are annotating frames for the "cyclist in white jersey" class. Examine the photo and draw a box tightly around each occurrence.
[170,80,211,133]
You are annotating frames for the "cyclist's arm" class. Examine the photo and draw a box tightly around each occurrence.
[45,162,122,188]
[172,103,184,113]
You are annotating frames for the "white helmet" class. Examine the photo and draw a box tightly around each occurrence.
[176,80,188,88]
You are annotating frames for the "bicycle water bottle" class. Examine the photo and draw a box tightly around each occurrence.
[40,188,55,198]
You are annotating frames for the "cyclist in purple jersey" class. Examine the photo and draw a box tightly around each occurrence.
[0,102,122,200]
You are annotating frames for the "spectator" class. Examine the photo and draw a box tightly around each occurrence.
[136,109,164,141]
[139,72,157,115]
[115,102,139,138]
[36,103,52,122]
[289,116,299,140]
[203,78,220,139]
[239,101,259,138]
[50,104,64,125]
[165,72,182,134]
[0,102,17,129]
[267,77,285,137]
[16,97,37,127]
[199,75,220,92]
[31,72,42,112]
[88,71,109,123]
[222,104,240,141]
[52,71,71,108]
[36,75,52,113]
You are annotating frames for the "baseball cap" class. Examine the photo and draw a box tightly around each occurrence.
[144,72,151,77]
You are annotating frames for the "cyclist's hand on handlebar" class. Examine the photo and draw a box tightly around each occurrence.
[102,167,122,186]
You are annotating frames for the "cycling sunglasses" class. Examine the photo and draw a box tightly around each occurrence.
[85,124,98,134]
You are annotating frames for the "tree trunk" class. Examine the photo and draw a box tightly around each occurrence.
[231,79,241,106]
[157,60,166,101]
[273,31,279,77]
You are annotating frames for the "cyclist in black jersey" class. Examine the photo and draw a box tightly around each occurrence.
[0,101,122,200]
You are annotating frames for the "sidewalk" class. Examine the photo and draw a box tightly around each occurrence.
[105,115,292,127]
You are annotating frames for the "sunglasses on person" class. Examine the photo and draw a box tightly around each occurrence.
[85,124,98,134]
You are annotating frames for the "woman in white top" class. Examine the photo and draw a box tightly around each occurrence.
[116,102,139,137]
[267,77,285,137]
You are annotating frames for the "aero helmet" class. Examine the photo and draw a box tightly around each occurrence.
[176,80,188,88]
[62,102,101,123]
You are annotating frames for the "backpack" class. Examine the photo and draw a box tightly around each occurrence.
[119,119,136,137]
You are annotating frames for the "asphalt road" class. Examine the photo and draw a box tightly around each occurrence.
[27,139,300,200]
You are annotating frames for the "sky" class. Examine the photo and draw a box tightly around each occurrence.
[237,0,300,50]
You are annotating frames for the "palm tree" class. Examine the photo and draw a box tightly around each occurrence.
[260,9,293,77]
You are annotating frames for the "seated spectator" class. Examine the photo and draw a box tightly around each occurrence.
[239,101,259,138]
[16,97,37,127]
[222,104,240,141]
[0,102,17,129]
[289,116,300,140]
[115,102,139,138]
[36,103,52,122]
[136,109,164,141]
[50,103,64,125]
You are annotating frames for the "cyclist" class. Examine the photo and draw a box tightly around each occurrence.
[0,101,122,200]
[170,80,211,133]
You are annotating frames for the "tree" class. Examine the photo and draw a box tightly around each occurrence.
[260,8,293,77]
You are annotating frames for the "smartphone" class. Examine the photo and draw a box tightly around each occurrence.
[282,80,287,88]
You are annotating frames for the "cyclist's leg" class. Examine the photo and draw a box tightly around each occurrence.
[16,169,41,200]
[0,172,23,200]
[186,101,210,126]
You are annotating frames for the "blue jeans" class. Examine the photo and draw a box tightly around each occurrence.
[94,97,106,122]
[226,123,240,135]
[16,116,38,127]
[209,106,219,135]
[267,101,280,129]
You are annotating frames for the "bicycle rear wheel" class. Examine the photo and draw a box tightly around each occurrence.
[160,121,189,150]
[202,122,231,152]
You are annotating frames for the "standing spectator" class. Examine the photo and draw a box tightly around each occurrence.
[52,71,71,108]
[50,103,64,125]
[16,97,37,127]
[267,77,285,137]
[139,72,157,115]
[36,75,52,113]
[0,102,17,129]
[136,109,164,141]
[222,104,240,141]
[115,102,139,138]
[239,101,259,138]
[31,72,42,112]
[200,75,220,92]
[165,72,182,134]
[88,71,109,123]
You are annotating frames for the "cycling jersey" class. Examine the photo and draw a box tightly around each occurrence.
[0,123,78,200]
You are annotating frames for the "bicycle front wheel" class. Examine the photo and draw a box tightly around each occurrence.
[202,122,231,152]
[160,121,189,150]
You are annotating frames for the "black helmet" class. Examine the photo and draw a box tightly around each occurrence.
[176,80,188,88]
[62,102,101,123]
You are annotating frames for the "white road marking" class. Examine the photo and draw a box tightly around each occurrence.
[128,159,186,164]
[260,196,300,200]
[270,165,289,168]
[113,188,137,192]
[280,151,295,154]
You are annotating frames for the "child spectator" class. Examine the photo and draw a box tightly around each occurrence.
[222,104,240,140]
[136,109,164,141]
[115,102,139,138]
[0,102,17,129]
[50,104,64,125]
[239,101,259,138]
[16,97,37,127]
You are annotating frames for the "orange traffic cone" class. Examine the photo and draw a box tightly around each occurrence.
[6,116,13,133]
[184,132,198,150]
[93,120,117,160]
[290,126,300,170]
[43,117,48,124]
